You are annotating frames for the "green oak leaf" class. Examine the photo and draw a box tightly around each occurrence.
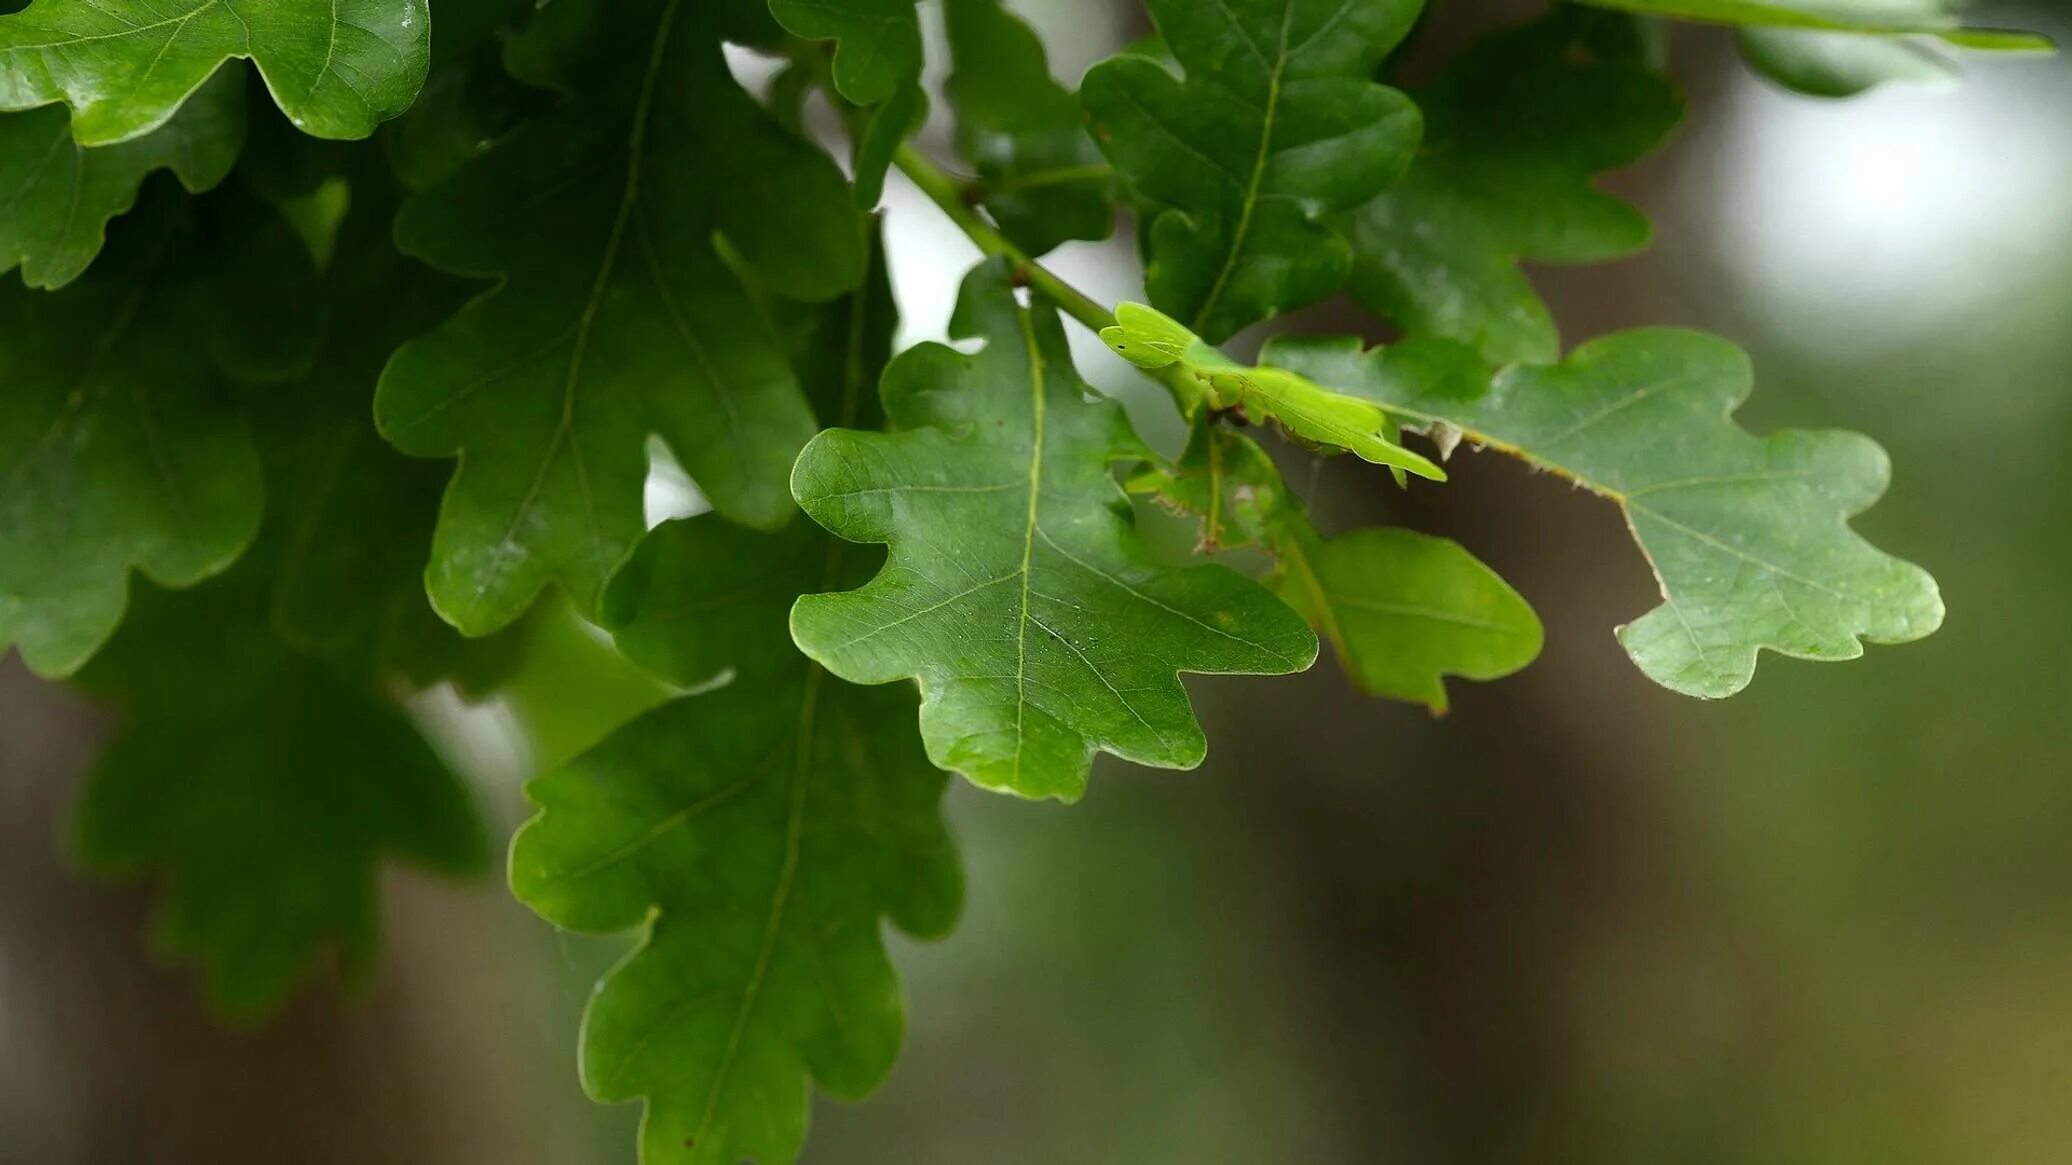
[512,672,958,1165]
[1081,0,1422,342]
[0,194,284,679]
[1276,523,1541,711]
[1738,26,1958,97]
[1102,302,1445,481]
[73,564,487,1020]
[512,230,960,1165]
[768,0,921,105]
[264,170,493,681]
[1345,13,1684,365]
[379,0,548,192]
[0,67,242,289]
[850,81,927,210]
[791,262,1317,801]
[1266,331,1945,697]
[377,0,859,636]
[0,0,432,146]
[1573,0,2051,51]
[1141,420,1540,710]
[944,0,1112,256]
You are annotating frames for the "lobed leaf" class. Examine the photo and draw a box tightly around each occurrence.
[0,0,431,146]
[944,0,1112,255]
[1267,331,1945,697]
[768,0,922,105]
[1345,12,1683,364]
[791,262,1316,801]
[377,0,860,636]
[1082,0,1422,342]
[1140,420,1539,710]
[512,234,961,1165]
[0,67,243,290]
[0,194,289,679]
[73,563,486,1019]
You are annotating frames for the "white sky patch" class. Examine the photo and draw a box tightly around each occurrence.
[1690,57,2072,355]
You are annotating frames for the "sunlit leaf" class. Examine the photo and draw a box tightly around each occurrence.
[0,0,431,145]
[792,262,1316,800]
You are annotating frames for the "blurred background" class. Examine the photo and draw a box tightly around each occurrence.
[5,1,2071,1161]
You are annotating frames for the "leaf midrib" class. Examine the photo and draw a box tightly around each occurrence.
[1190,0,1296,335]
[466,0,682,619]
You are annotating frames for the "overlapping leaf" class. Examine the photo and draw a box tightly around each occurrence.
[263,168,499,682]
[944,0,1111,256]
[1082,0,1422,342]
[769,0,921,105]
[1103,302,1444,481]
[791,262,1316,800]
[1266,331,1945,696]
[0,194,277,679]
[1140,421,1539,710]
[0,0,431,145]
[377,0,860,636]
[513,238,961,1165]
[1345,12,1683,364]
[0,68,242,289]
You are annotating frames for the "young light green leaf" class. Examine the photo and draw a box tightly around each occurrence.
[1102,302,1445,481]
[0,0,431,146]
[513,232,959,1165]
[0,202,273,679]
[944,0,1112,256]
[0,67,242,290]
[1277,524,1541,711]
[1573,0,2052,51]
[377,0,859,637]
[769,0,922,105]
[1266,331,1945,698]
[1081,0,1422,342]
[1345,12,1683,365]
[1738,27,1958,97]
[1141,421,1539,710]
[792,263,1315,801]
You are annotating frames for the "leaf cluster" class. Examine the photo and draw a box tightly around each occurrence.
[0,0,2043,1161]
